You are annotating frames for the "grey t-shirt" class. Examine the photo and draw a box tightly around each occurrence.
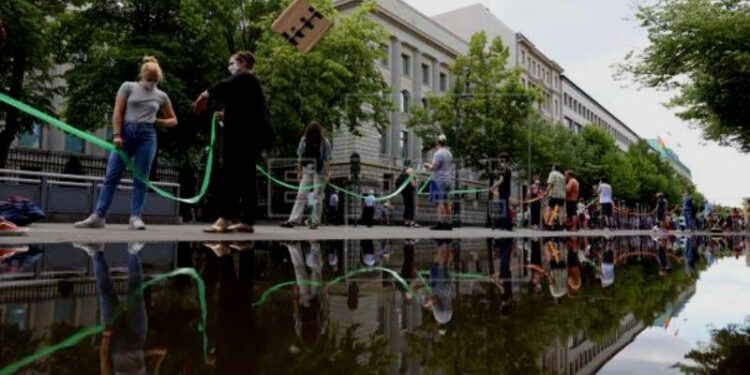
[431,147,453,181]
[117,82,172,124]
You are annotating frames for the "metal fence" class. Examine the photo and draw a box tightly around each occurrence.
[7,147,179,182]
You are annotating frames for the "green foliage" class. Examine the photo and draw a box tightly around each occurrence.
[674,324,750,375]
[408,31,541,172]
[254,0,392,157]
[620,0,750,151]
[0,0,66,165]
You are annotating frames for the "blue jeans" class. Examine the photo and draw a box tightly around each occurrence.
[94,251,147,352]
[95,123,157,218]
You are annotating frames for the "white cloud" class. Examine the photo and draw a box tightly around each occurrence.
[403,0,750,206]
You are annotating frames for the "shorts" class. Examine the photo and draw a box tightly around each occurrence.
[601,202,613,217]
[431,178,451,203]
[566,201,577,218]
[548,197,565,210]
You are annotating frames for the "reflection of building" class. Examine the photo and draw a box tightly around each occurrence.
[653,284,697,328]
[646,138,692,180]
[542,314,645,375]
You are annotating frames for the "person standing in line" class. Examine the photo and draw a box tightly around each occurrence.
[327,191,339,226]
[597,177,614,229]
[279,121,332,230]
[490,154,512,231]
[361,189,376,227]
[397,166,419,228]
[423,134,453,231]
[529,176,543,229]
[75,56,177,230]
[655,193,668,229]
[194,51,270,233]
[544,165,566,230]
[682,191,694,232]
[565,170,580,231]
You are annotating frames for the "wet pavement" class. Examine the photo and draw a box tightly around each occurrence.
[1,234,748,374]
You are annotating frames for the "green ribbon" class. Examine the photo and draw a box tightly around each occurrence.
[0,267,209,375]
[0,93,215,204]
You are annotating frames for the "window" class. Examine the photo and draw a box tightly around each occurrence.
[65,134,85,154]
[401,53,410,76]
[439,72,447,91]
[400,130,409,159]
[421,97,428,108]
[521,50,526,65]
[400,90,411,113]
[17,122,41,148]
[380,130,387,154]
[380,44,389,66]
[422,63,430,85]
[527,57,531,68]
[554,99,559,115]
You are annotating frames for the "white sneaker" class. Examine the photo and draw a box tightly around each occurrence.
[129,217,146,230]
[74,214,105,229]
[72,243,104,256]
[128,242,145,254]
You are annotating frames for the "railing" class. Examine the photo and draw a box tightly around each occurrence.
[7,147,179,182]
[0,168,181,223]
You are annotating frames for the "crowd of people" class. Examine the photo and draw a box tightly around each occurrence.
[68,51,746,234]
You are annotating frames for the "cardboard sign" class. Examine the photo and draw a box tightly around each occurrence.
[272,0,333,53]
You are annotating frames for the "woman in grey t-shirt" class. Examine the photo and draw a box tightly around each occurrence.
[75,56,177,230]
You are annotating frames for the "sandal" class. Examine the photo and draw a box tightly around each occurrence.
[203,218,232,233]
[228,223,254,233]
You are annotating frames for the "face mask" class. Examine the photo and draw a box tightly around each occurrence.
[228,61,239,75]
[143,80,157,90]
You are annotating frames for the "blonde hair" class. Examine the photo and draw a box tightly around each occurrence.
[139,56,163,82]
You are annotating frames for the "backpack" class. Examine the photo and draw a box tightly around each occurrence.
[0,196,46,226]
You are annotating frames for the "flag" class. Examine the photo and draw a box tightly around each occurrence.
[272,0,333,53]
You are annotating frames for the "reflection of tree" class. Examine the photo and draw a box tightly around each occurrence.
[0,322,41,370]
[674,324,750,375]
[403,254,699,374]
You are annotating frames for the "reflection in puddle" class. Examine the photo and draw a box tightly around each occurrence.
[1,235,748,374]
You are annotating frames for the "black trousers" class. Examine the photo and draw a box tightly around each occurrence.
[530,201,541,226]
[403,194,415,221]
[218,147,258,225]
[361,206,374,227]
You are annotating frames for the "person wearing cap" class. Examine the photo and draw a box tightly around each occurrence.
[423,134,454,230]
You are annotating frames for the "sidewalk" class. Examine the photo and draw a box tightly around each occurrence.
[0,223,738,245]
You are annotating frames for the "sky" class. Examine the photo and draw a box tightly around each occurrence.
[403,0,750,207]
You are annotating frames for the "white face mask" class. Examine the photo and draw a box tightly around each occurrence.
[142,80,157,90]
[228,61,239,75]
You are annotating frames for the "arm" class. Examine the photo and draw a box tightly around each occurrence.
[100,331,113,375]
[156,101,178,128]
[192,76,233,113]
[111,95,126,149]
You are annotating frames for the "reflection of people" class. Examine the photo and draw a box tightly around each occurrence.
[286,241,328,347]
[566,238,581,297]
[195,51,269,234]
[74,242,166,374]
[545,239,567,301]
[280,122,332,230]
[529,238,544,289]
[75,56,177,231]
[360,239,376,267]
[425,240,454,325]
[201,241,258,373]
[601,241,615,288]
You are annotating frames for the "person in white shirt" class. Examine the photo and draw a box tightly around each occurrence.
[597,176,613,229]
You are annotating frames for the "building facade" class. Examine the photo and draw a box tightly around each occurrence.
[646,138,692,180]
[561,75,640,152]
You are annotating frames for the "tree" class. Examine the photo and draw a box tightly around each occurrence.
[0,0,65,167]
[620,0,750,151]
[253,0,392,157]
[674,324,750,375]
[407,31,540,175]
